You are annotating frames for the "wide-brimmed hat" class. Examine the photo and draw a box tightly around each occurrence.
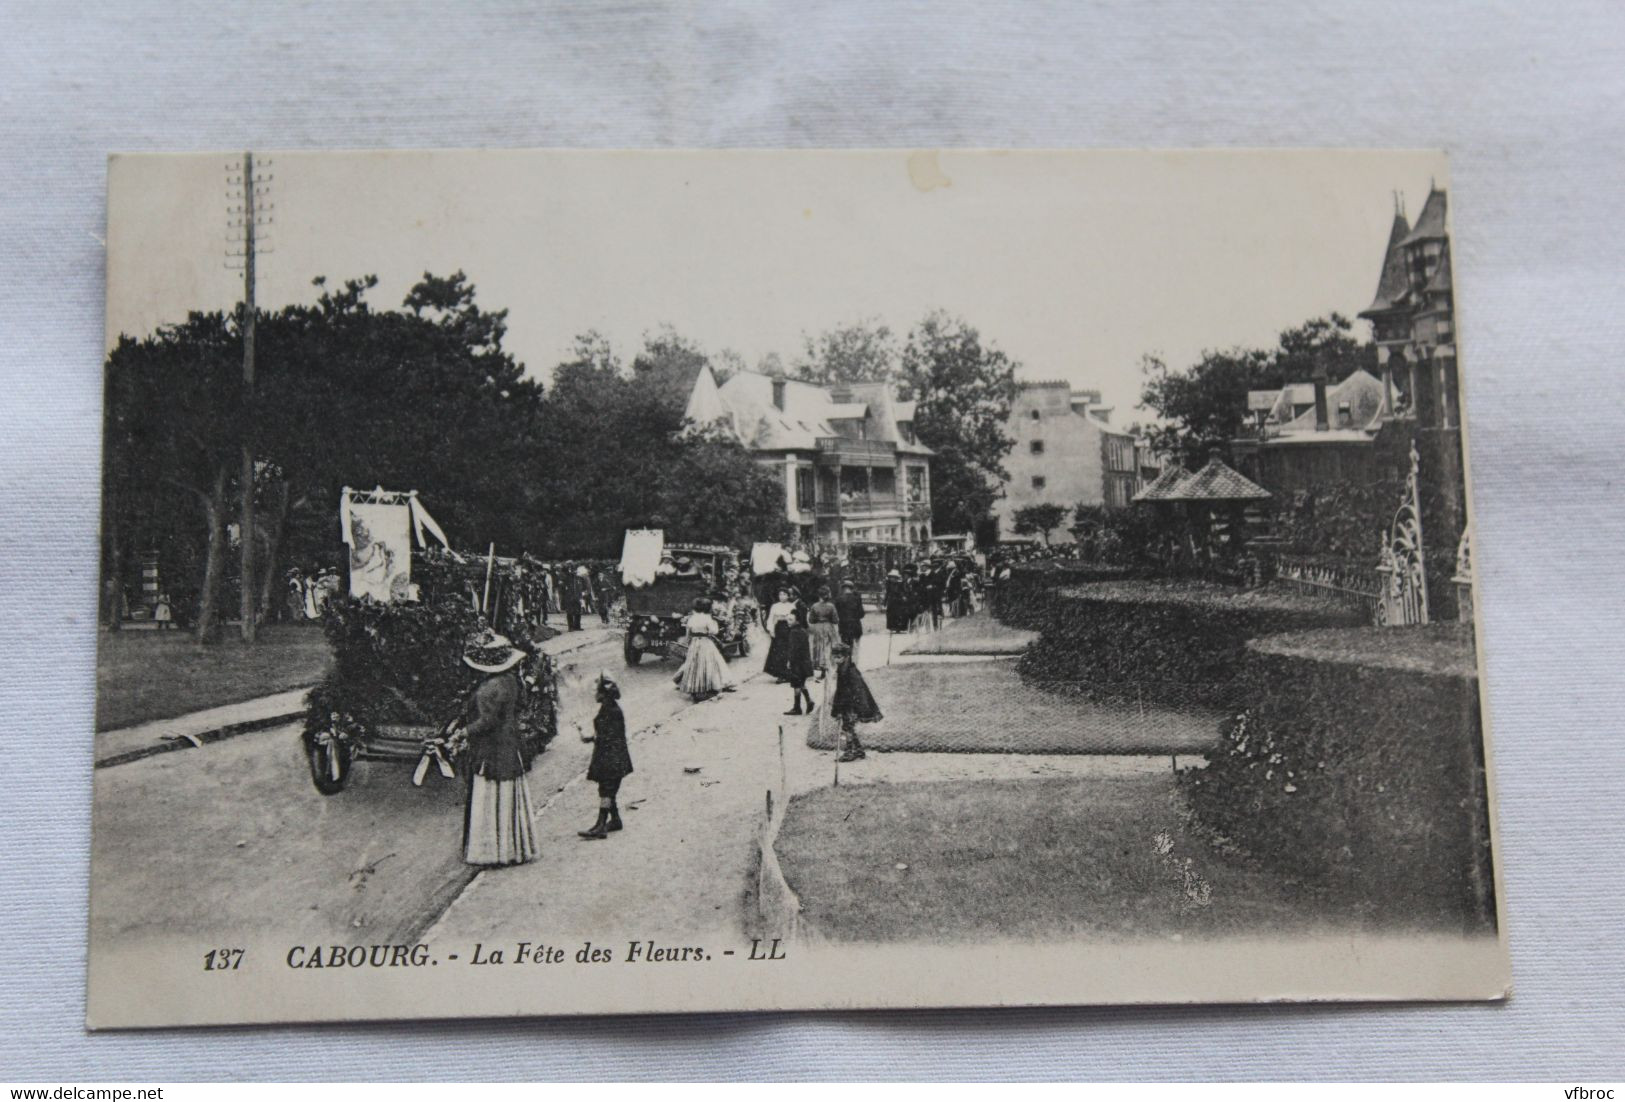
[887,569,901,579]
[463,629,525,673]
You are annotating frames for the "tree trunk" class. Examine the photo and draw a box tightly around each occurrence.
[103,499,123,630]
[194,465,229,645]
[239,446,256,641]
[256,480,290,628]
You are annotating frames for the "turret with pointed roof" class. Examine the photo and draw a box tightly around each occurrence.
[1360,208,1413,322]
[1400,185,1448,247]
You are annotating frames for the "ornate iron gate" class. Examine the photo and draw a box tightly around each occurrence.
[1375,442,1429,627]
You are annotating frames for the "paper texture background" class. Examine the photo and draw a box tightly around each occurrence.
[3,0,1623,1080]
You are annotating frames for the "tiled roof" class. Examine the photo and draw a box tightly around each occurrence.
[1400,187,1448,246]
[1279,369,1386,435]
[1132,464,1191,502]
[1165,456,1271,502]
[707,370,931,456]
[1362,210,1413,316]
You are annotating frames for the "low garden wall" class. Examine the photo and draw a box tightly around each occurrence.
[1008,576,1363,710]
[1180,623,1496,931]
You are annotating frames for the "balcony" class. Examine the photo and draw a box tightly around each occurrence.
[815,491,901,517]
[815,437,897,464]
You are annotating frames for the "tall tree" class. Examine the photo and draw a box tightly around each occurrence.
[103,313,244,641]
[1137,313,1377,469]
[532,332,790,555]
[897,311,1020,536]
[631,324,711,420]
[1012,503,1069,546]
[794,319,898,386]
[650,428,793,548]
[103,273,548,636]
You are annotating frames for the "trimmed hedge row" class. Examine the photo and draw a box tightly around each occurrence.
[1008,577,1363,708]
[990,562,1147,631]
[1181,623,1494,931]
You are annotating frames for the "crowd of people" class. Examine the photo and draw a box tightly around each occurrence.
[528,559,622,632]
[880,557,982,633]
[445,542,1013,869]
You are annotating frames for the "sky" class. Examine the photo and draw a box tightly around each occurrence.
[105,148,1448,423]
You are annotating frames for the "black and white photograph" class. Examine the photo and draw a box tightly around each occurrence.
[86,148,1507,1026]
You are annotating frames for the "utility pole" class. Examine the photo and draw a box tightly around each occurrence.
[228,152,272,642]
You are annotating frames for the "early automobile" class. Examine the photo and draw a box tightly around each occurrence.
[619,530,752,666]
[301,546,558,794]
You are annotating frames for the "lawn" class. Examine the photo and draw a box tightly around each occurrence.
[774,774,1444,944]
[95,623,332,731]
[805,660,1219,754]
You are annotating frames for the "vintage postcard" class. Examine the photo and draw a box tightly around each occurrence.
[89,149,1508,1027]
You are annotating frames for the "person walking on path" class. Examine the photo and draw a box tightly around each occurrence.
[834,580,865,660]
[883,569,913,633]
[560,562,584,631]
[780,604,816,716]
[593,564,616,625]
[830,642,881,762]
[807,586,840,680]
[578,672,632,840]
[456,630,539,867]
[762,587,797,682]
[673,597,735,702]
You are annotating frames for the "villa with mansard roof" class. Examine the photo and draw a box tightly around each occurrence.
[683,366,933,545]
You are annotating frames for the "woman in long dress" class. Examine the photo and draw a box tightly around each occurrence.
[762,588,797,682]
[807,586,840,680]
[458,630,539,867]
[673,597,735,701]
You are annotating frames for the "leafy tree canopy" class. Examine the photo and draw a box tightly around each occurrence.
[1012,503,1069,546]
[793,318,898,387]
[1138,313,1376,469]
[897,311,1021,535]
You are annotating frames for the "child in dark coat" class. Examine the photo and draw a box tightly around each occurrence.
[579,673,633,840]
[829,642,882,762]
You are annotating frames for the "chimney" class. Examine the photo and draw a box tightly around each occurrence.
[1312,365,1329,431]
[771,377,786,412]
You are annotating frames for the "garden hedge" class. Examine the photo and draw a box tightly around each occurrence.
[1181,623,1496,931]
[1008,576,1363,709]
[990,561,1146,630]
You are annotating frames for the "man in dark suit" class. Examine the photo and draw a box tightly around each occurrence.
[560,561,583,631]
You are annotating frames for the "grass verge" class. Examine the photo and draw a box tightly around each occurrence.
[775,774,1455,944]
[805,661,1219,754]
[96,622,332,731]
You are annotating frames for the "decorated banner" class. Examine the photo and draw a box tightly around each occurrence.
[751,541,786,576]
[619,528,665,589]
[343,494,413,602]
[340,487,451,603]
